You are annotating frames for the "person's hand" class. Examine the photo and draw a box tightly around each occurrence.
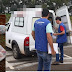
[53,33,57,36]
[53,26,58,30]
[51,50,56,55]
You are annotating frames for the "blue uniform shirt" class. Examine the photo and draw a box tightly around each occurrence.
[32,18,53,52]
[56,23,67,43]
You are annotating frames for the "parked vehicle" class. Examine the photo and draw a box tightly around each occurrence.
[6,6,72,59]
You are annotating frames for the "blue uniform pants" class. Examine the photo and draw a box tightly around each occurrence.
[56,43,64,62]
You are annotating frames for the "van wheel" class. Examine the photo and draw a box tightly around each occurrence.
[12,45,21,59]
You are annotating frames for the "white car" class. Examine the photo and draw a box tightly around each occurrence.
[6,6,72,59]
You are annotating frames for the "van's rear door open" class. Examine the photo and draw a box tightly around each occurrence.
[56,6,72,43]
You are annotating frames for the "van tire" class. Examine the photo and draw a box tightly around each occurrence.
[12,45,21,59]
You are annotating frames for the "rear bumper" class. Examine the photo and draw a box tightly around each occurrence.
[24,46,36,55]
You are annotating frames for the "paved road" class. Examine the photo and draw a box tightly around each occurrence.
[6,45,72,71]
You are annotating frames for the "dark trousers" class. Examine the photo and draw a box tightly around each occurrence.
[56,43,64,62]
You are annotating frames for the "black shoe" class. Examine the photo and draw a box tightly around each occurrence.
[59,60,63,63]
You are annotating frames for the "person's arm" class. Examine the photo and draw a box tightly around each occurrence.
[46,23,56,55]
[31,31,35,40]
[53,26,58,30]
[53,31,65,36]
[53,26,65,36]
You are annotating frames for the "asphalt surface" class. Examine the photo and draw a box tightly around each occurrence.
[6,45,72,71]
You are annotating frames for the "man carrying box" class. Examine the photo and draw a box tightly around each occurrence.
[31,9,56,71]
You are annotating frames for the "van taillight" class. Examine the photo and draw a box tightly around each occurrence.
[24,37,29,46]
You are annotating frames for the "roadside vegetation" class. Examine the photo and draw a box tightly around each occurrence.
[5,13,11,23]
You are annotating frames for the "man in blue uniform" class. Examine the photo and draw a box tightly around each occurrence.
[31,9,56,71]
[52,17,67,65]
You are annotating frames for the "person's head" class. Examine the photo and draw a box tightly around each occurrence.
[55,17,61,24]
[42,9,49,19]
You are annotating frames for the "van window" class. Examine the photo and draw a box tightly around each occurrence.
[14,17,24,27]
[32,17,40,30]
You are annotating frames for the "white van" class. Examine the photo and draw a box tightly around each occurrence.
[6,6,72,59]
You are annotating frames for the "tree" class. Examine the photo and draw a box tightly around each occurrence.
[0,0,5,13]
[50,0,70,9]
[0,0,71,13]
[10,4,17,11]
[41,0,70,11]
[2,0,12,13]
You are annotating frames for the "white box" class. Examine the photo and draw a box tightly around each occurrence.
[48,43,59,54]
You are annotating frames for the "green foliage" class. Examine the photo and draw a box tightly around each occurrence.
[50,0,70,9]
[2,0,11,7]
[5,13,11,23]
[0,0,71,12]
[10,4,17,11]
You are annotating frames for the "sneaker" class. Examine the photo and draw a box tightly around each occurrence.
[52,61,60,65]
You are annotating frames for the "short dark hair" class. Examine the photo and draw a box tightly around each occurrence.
[55,17,61,21]
[42,9,49,17]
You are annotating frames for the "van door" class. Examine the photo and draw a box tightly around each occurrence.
[26,9,41,51]
[56,6,72,43]
[6,23,12,48]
